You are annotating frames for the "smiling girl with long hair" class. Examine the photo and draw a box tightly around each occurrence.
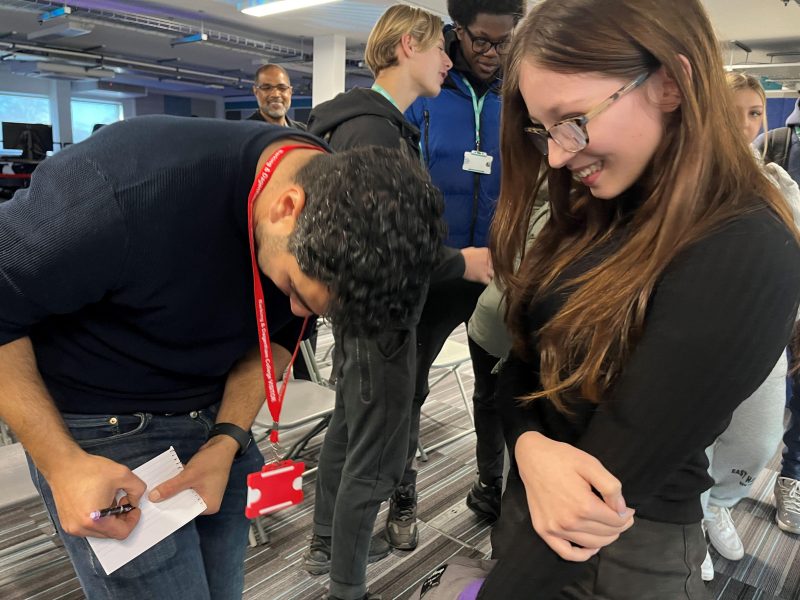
[475,0,800,597]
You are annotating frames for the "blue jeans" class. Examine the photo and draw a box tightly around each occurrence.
[27,406,263,600]
[784,347,800,479]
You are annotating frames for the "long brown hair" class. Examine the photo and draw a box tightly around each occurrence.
[492,0,798,411]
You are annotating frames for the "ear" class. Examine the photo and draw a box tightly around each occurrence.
[453,23,464,41]
[654,55,692,113]
[266,185,307,236]
[399,33,415,59]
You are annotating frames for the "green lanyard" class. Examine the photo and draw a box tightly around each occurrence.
[460,76,487,151]
[371,83,424,161]
[371,83,399,110]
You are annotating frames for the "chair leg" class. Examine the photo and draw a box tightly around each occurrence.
[417,439,429,462]
[454,370,474,424]
[300,340,323,385]
[417,361,476,456]
[420,428,475,454]
[252,517,270,546]
[282,414,332,461]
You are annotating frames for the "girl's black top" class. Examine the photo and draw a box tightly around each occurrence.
[479,205,800,599]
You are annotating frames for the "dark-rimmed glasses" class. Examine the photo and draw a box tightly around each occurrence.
[461,25,511,56]
[523,72,650,156]
[254,83,291,93]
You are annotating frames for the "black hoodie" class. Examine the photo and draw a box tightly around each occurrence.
[308,87,419,157]
[308,87,465,281]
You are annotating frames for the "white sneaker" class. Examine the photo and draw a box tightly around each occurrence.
[701,548,714,581]
[704,505,744,561]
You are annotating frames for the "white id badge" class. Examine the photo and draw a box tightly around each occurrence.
[462,151,493,175]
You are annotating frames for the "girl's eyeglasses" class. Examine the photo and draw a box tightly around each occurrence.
[523,72,650,156]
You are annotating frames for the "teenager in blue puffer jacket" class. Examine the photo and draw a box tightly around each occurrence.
[406,16,506,249]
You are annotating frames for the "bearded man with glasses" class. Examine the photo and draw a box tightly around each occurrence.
[249,64,307,131]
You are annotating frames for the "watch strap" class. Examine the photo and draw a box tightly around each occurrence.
[209,422,251,457]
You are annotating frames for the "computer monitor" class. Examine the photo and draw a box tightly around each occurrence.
[1,122,53,160]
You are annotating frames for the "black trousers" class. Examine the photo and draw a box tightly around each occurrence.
[558,516,710,600]
[401,278,504,486]
[312,325,417,600]
[487,469,710,600]
[467,336,505,484]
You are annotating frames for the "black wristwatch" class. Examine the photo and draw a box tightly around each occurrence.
[208,422,252,457]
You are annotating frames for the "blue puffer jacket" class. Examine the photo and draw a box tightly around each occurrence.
[405,31,502,248]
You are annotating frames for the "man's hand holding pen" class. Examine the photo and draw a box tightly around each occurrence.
[45,450,146,540]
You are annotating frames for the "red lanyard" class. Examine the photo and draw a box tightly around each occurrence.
[246,143,326,443]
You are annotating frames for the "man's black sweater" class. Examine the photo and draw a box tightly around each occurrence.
[0,115,325,414]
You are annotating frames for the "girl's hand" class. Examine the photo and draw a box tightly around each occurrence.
[515,431,635,561]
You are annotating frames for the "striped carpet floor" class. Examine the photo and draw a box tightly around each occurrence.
[0,325,798,599]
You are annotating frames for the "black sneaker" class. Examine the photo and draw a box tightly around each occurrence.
[465,476,502,522]
[302,533,390,576]
[327,593,382,600]
[385,483,418,550]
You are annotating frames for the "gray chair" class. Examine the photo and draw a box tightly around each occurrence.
[417,339,475,461]
[249,362,336,547]
[252,379,335,470]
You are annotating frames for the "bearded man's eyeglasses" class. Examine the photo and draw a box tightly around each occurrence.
[255,84,291,93]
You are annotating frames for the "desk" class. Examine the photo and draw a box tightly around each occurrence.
[0,158,41,199]
[1,157,42,169]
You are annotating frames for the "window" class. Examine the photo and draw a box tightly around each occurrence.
[0,93,51,149]
[71,99,123,143]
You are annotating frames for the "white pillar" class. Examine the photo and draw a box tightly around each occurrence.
[313,34,346,107]
[214,96,226,120]
[122,98,137,119]
[49,79,72,151]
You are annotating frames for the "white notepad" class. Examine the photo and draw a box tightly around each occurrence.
[87,446,207,575]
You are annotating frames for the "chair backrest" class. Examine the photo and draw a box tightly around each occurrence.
[0,443,38,509]
[431,339,472,369]
[254,380,335,430]
[762,127,793,171]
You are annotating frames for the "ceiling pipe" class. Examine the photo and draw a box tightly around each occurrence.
[726,61,800,70]
[0,40,248,86]
[3,0,306,60]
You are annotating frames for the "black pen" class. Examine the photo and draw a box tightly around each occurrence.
[89,504,135,521]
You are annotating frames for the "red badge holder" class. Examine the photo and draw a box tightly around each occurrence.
[245,459,305,518]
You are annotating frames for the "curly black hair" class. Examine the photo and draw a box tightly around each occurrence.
[447,0,525,27]
[290,146,445,337]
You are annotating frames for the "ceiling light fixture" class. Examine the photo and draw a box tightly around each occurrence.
[40,6,73,22]
[238,0,341,18]
[171,32,209,46]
